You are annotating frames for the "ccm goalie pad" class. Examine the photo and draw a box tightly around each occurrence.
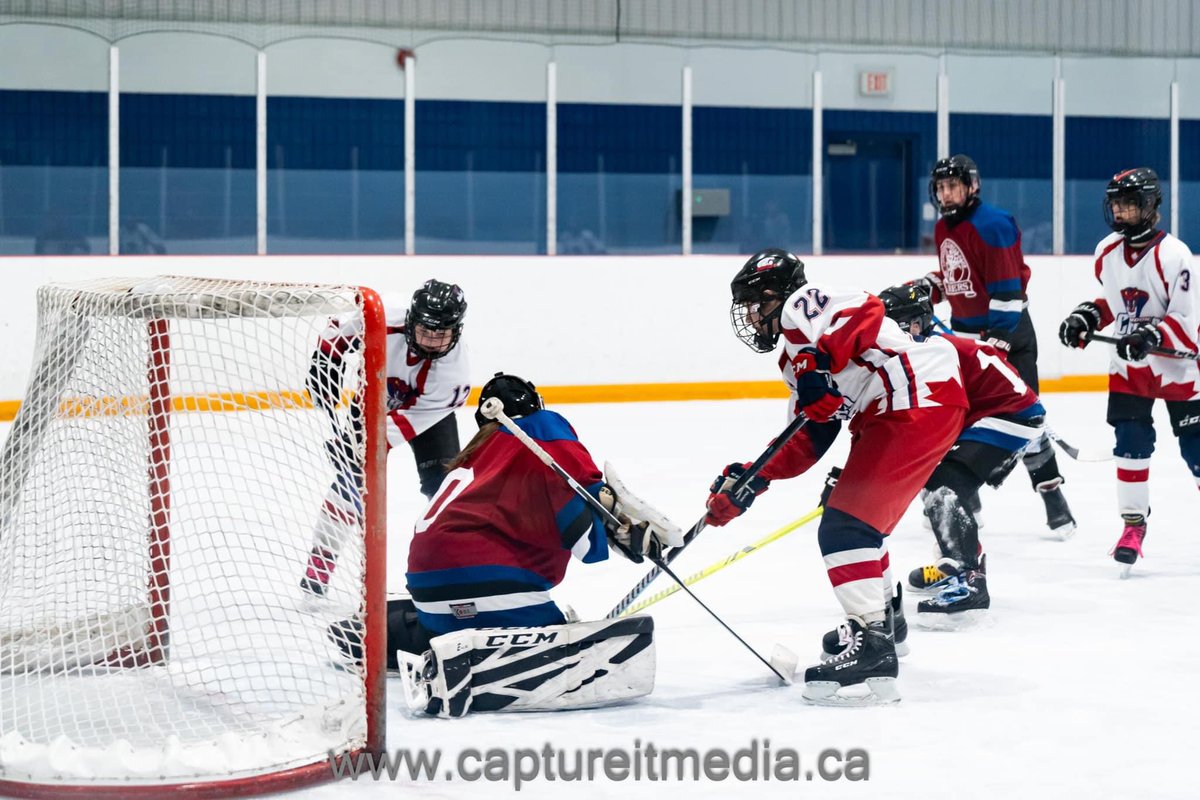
[405,616,655,718]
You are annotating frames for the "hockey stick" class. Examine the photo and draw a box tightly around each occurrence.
[1045,426,1113,462]
[605,411,811,620]
[479,398,798,684]
[619,507,823,617]
[1086,332,1200,361]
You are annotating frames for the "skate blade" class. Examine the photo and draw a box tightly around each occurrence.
[1052,521,1077,541]
[913,608,989,631]
[1119,563,1134,579]
[770,644,799,685]
[905,583,943,597]
[802,677,900,707]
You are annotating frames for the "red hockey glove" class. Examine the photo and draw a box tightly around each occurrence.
[796,370,843,422]
[705,462,770,527]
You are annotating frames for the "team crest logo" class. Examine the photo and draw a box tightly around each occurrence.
[939,239,977,298]
[1120,287,1150,319]
[755,255,781,272]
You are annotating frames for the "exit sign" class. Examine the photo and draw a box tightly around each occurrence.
[859,70,892,97]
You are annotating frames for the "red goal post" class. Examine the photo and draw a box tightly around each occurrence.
[0,276,387,798]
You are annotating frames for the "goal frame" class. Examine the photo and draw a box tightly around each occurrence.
[0,283,389,800]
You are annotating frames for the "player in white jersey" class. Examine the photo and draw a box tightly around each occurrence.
[300,279,471,597]
[704,249,968,705]
[1059,168,1200,576]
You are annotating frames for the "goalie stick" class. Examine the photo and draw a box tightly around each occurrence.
[605,411,811,620]
[619,507,823,617]
[479,398,798,685]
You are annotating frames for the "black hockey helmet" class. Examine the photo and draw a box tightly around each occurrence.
[405,279,467,360]
[879,282,935,338]
[729,248,807,353]
[1103,167,1162,245]
[928,154,981,222]
[475,372,544,427]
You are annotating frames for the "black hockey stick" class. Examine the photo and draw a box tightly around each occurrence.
[1087,332,1200,361]
[1045,426,1112,462]
[606,411,811,620]
[479,398,798,684]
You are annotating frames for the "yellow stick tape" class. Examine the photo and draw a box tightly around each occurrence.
[0,376,1110,423]
[620,507,824,618]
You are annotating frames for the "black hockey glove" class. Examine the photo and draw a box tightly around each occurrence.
[1058,302,1102,348]
[307,347,346,416]
[982,328,1013,353]
[705,462,770,527]
[1117,322,1162,361]
[818,466,842,509]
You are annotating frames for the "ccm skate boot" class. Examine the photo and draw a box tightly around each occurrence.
[1037,478,1076,539]
[1111,513,1147,579]
[803,616,899,706]
[915,567,990,630]
[822,584,908,659]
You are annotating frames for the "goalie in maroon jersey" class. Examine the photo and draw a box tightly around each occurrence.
[327,373,678,717]
[301,278,471,598]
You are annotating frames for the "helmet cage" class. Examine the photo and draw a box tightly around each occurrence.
[1103,168,1162,242]
[405,280,466,360]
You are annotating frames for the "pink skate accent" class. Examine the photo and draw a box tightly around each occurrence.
[1109,522,1146,559]
[305,546,337,584]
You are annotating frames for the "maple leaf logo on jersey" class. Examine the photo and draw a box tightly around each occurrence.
[939,239,977,298]
[1120,287,1151,319]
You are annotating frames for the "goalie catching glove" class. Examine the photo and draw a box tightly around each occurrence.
[599,462,684,563]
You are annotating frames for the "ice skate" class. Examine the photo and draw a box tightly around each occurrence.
[803,616,900,706]
[915,567,990,630]
[907,562,950,594]
[1110,514,1147,579]
[1037,478,1076,539]
[822,584,908,659]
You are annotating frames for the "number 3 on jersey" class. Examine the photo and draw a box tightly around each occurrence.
[415,466,474,533]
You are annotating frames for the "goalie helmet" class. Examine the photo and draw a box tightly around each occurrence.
[475,372,544,427]
[879,283,935,338]
[928,154,981,223]
[405,279,467,360]
[1103,167,1161,245]
[729,248,807,353]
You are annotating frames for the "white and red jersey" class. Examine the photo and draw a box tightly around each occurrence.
[1091,231,1200,400]
[777,282,968,420]
[318,293,471,447]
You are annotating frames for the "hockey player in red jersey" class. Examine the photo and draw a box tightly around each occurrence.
[328,373,677,716]
[302,278,470,597]
[1059,167,1200,577]
[705,248,968,705]
[872,282,1048,627]
[913,155,1075,538]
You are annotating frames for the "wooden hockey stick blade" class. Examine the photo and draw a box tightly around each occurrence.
[619,508,823,617]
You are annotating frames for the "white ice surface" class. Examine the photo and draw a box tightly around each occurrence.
[6,391,1198,798]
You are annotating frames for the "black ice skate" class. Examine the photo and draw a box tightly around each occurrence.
[1111,513,1147,579]
[822,584,908,659]
[803,616,899,706]
[1037,478,1076,539]
[907,562,951,595]
[915,568,990,630]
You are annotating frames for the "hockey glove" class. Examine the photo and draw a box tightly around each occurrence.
[818,466,842,509]
[1058,302,1102,348]
[982,328,1013,353]
[796,370,843,422]
[1117,321,1162,361]
[705,462,769,527]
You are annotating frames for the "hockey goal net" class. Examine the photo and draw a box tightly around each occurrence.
[0,276,387,797]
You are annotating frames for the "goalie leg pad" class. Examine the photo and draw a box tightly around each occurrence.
[415,616,655,718]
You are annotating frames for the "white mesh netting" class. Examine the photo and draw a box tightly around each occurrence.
[0,276,379,786]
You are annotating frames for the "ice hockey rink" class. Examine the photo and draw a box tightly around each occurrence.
[67,388,1180,800]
